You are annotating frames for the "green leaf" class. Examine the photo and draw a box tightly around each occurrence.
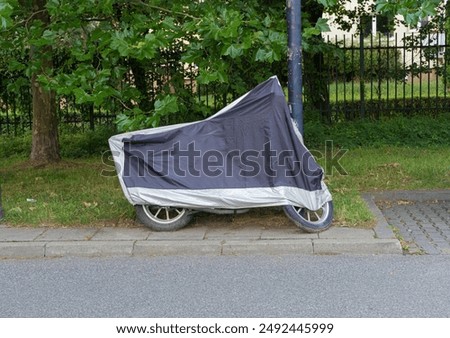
[162,16,177,31]
[375,1,389,13]
[73,88,92,104]
[315,18,330,33]
[100,0,114,15]
[0,0,14,28]
[133,40,157,60]
[216,68,227,83]
[0,1,14,13]
[303,27,321,39]
[223,44,243,58]
[421,1,437,17]
[262,15,272,28]
[219,9,242,38]
[146,115,161,128]
[197,71,218,84]
[180,52,198,64]
[7,59,25,72]
[405,13,418,26]
[110,34,130,57]
[154,95,179,116]
[316,0,338,7]
[255,48,274,62]
[116,113,131,132]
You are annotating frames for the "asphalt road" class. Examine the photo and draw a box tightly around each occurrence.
[1,255,449,318]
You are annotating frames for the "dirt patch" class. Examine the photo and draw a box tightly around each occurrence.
[191,207,292,229]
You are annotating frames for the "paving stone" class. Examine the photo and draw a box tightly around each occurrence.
[431,240,450,246]
[91,227,150,241]
[440,247,450,254]
[260,228,318,240]
[371,190,450,202]
[376,196,450,255]
[318,227,375,239]
[205,226,262,240]
[35,228,98,241]
[147,226,208,241]
[0,228,46,242]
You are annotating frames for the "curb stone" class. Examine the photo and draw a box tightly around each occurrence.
[222,239,314,256]
[133,240,222,256]
[313,238,402,255]
[0,242,46,259]
[45,241,135,258]
[361,193,398,240]
[0,236,403,259]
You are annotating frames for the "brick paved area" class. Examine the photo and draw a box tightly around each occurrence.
[378,199,450,255]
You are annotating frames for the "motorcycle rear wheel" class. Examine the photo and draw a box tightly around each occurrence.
[135,205,192,231]
[283,201,333,233]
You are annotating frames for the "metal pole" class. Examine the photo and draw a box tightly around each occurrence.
[286,0,303,135]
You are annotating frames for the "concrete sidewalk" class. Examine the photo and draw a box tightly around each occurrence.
[0,203,402,259]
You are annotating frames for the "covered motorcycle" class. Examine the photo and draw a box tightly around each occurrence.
[109,76,333,232]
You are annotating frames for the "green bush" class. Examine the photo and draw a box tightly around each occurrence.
[0,132,32,158]
[331,97,450,121]
[0,127,116,159]
[305,114,450,149]
[59,127,116,158]
[0,116,448,160]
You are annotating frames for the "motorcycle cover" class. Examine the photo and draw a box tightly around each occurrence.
[109,76,332,210]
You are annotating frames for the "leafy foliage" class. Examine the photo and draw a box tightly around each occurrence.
[376,0,442,26]
[0,0,338,132]
[0,0,448,133]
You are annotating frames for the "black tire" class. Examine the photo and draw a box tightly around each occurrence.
[135,205,193,231]
[283,201,333,233]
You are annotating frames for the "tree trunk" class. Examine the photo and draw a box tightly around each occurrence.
[30,0,60,164]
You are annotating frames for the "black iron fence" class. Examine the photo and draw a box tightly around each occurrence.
[1,31,449,135]
[321,32,450,122]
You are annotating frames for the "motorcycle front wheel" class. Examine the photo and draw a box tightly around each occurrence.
[283,201,333,233]
[135,205,193,231]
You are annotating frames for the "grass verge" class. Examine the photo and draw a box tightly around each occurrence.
[0,146,448,228]
[322,146,449,227]
[0,156,134,227]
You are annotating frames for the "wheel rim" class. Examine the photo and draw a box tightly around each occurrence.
[142,206,187,224]
[292,202,330,225]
